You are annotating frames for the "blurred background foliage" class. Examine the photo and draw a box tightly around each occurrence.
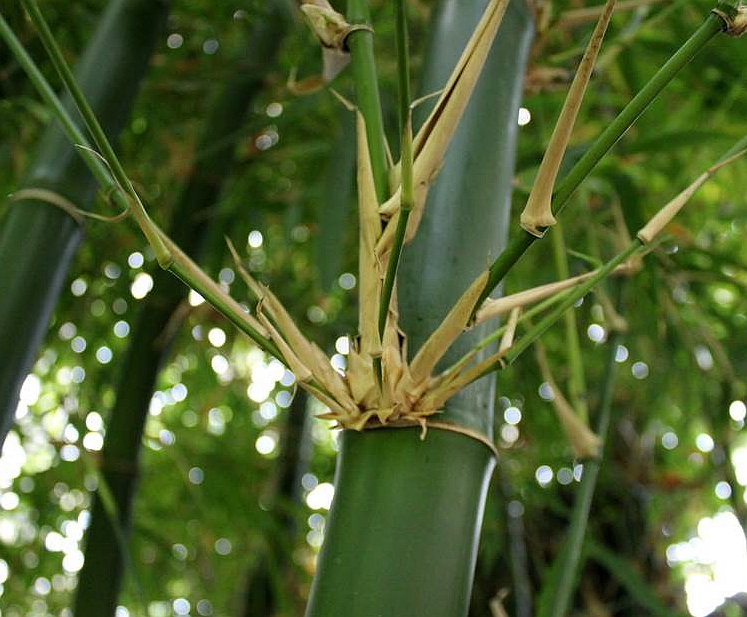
[1,0,747,616]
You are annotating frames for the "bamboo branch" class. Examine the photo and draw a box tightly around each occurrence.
[378,0,413,337]
[21,0,171,266]
[540,321,623,617]
[346,0,389,201]
[551,224,589,420]
[473,11,725,311]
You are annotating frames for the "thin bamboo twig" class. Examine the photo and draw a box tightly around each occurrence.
[557,0,665,27]
[346,0,389,201]
[551,224,589,420]
[21,0,170,266]
[502,242,640,367]
[378,0,413,337]
[473,11,725,311]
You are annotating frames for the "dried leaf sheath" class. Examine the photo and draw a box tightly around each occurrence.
[406,271,489,388]
[356,111,384,356]
[520,0,616,237]
[637,150,746,243]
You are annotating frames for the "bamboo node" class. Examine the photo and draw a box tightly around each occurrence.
[352,417,500,457]
[712,2,747,36]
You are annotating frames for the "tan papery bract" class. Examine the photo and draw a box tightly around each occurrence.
[407,271,489,387]
[257,312,313,383]
[356,110,384,356]
[499,307,520,353]
[475,269,599,324]
[519,0,616,237]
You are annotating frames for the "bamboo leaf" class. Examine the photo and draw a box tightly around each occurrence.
[520,0,616,237]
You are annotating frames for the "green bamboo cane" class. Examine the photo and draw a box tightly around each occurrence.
[72,10,290,615]
[0,0,169,442]
[474,9,727,310]
[305,2,534,616]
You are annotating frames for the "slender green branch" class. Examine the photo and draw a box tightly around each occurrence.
[543,313,622,617]
[378,0,413,337]
[503,242,641,366]
[346,0,389,202]
[21,0,171,265]
[474,12,724,309]
[551,224,588,420]
[3,8,282,360]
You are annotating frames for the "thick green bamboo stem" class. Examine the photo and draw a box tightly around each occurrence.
[73,10,289,615]
[477,12,725,306]
[306,2,533,615]
[0,0,169,442]
[305,428,496,616]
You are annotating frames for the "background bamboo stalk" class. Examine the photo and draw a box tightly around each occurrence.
[73,10,289,614]
[0,0,170,442]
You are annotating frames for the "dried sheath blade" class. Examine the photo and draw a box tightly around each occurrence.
[230,239,354,407]
[520,0,616,237]
[407,271,489,387]
[257,313,312,383]
[499,307,520,353]
[474,269,599,324]
[637,150,746,243]
[356,110,383,356]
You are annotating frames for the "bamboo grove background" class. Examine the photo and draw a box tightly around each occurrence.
[1,0,747,615]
